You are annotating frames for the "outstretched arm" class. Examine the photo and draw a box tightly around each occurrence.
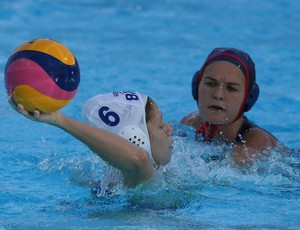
[13,102,154,186]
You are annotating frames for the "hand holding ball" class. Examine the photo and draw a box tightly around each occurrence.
[5,38,80,113]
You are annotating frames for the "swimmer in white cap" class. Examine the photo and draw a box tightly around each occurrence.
[11,91,173,187]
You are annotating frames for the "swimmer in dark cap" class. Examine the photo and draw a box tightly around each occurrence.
[181,47,282,166]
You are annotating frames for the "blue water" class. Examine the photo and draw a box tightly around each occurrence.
[1,0,300,229]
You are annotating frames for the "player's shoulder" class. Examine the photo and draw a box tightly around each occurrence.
[180,111,202,129]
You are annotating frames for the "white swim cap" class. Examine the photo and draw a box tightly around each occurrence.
[82,91,152,157]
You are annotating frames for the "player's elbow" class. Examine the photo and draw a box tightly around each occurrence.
[129,149,154,180]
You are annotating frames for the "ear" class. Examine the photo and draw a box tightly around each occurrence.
[119,125,151,153]
[244,83,259,112]
[191,70,201,101]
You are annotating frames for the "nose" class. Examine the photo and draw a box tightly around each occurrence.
[213,86,225,100]
[166,123,173,136]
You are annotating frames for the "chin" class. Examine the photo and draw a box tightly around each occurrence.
[161,160,170,166]
[203,112,229,123]
[161,155,172,166]
[205,115,223,123]
[207,117,231,125]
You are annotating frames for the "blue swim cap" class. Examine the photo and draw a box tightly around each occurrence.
[192,48,259,119]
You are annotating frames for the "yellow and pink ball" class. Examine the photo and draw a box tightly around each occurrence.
[5,38,80,113]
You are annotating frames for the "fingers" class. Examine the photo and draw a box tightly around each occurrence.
[8,97,28,115]
[16,104,37,121]
[17,103,28,115]
[8,97,26,115]
[9,99,38,121]
[8,98,59,124]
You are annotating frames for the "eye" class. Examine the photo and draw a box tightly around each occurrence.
[159,120,167,129]
[205,80,217,87]
[227,85,239,92]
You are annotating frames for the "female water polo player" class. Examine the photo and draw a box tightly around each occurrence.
[181,48,282,166]
[11,91,173,187]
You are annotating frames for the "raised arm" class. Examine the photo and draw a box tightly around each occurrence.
[15,103,154,186]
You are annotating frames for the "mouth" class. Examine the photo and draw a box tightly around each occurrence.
[208,105,225,112]
[170,138,174,145]
[169,145,174,156]
[168,140,174,150]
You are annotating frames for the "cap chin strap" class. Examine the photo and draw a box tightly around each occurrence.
[195,122,219,141]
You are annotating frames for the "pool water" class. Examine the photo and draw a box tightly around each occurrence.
[1,0,300,229]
